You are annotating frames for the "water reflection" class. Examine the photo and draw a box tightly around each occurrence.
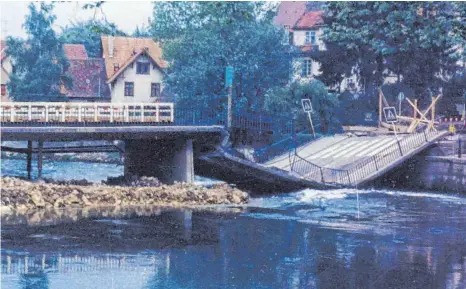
[2,191,466,289]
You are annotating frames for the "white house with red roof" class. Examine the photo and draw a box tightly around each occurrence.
[275,3,325,80]
[275,2,362,92]
[101,36,168,103]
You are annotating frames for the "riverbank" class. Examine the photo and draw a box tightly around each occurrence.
[0,177,249,214]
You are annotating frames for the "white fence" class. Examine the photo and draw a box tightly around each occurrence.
[0,102,174,123]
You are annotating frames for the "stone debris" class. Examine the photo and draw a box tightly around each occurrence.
[0,177,249,214]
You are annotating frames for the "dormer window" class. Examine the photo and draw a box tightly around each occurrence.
[305,31,316,45]
[136,62,150,74]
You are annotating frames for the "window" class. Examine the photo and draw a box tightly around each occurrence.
[302,59,312,77]
[151,83,161,97]
[305,31,316,44]
[124,82,134,96]
[136,62,150,74]
[1,84,6,96]
[113,63,119,72]
[289,32,294,45]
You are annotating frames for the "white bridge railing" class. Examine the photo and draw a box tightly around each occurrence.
[0,102,174,123]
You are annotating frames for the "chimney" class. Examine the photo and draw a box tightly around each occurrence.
[108,36,114,58]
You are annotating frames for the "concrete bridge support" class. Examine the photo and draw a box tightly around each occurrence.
[124,138,195,184]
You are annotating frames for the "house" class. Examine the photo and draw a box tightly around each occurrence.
[274,3,325,80]
[62,44,110,102]
[1,40,12,102]
[290,10,325,79]
[101,36,168,103]
[274,2,362,92]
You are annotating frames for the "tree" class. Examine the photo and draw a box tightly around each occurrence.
[151,2,291,112]
[6,3,72,102]
[60,20,126,58]
[317,2,462,106]
[264,79,341,134]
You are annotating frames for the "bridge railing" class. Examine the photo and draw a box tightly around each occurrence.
[0,102,174,123]
[290,128,445,187]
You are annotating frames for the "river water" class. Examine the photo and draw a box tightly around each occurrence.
[1,159,466,289]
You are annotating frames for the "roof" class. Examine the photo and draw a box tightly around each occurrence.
[101,36,168,81]
[294,10,324,29]
[63,58,110,99]
[274,2,307,27]
[1,40,7,61]
[63,44,88,60]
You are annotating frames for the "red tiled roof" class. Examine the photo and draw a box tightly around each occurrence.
[274,1,307,27]
[64,58,110,99]
[294,10,324,29]
[63,44,88,60]
[101,36,167,81]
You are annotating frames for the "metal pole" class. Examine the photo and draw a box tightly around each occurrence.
[392,122,403,156]
[307,111,316,138]
[37,140,43,179]
[27,141,32,179]
[227,85,232,131]
[399,98,401,117]
[458,134,462,158]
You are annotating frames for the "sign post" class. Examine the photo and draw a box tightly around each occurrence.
[225,66,234,130]
[398,92,405,117]
[383,106,403,155]
[301,98,316,138]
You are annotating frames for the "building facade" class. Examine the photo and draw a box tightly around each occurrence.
[101,36,168,103]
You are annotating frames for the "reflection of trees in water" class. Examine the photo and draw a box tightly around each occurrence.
[20,271,49,289]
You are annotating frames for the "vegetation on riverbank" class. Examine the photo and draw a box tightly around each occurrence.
[0,177,248,214]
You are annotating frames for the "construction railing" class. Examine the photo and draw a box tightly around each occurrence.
[290,129,446,187]
[0,102,174,123]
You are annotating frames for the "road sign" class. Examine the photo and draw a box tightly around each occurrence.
[225,66,234,88]
[301,98,313,113]
[383,107,398,123]
[398,92,405,101]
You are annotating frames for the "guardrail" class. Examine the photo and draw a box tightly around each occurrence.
[290,129,445,187]
[0,102,174,123]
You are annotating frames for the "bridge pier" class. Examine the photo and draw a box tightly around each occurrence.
[124,138,194,184]
[37,140,43,178]
[26,141,32,179]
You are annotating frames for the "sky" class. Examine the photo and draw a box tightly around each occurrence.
[0,1,154,39]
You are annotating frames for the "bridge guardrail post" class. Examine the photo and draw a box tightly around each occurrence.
[397,139,403,156]
[373,155,379,171]
[28,104,31,121]
[61,104,66,122]
[320,167,325,183]
[110,104,114,123]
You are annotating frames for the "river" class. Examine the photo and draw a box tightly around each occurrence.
[1,159,466,289]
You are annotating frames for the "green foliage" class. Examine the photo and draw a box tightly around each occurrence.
[151,2,290,112]
[6,3,72,102]
[132,24,152,37]
[264,79,341,134]
[60,19,126,58]
[317,2,464,106]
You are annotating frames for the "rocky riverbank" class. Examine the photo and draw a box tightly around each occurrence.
[0,177,249,214]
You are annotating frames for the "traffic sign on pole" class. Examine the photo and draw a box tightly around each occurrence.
[383,107,398,123]
[301,98,313,113]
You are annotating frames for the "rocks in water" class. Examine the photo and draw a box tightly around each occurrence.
[103,175,161,187]
[0,176,249,214]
